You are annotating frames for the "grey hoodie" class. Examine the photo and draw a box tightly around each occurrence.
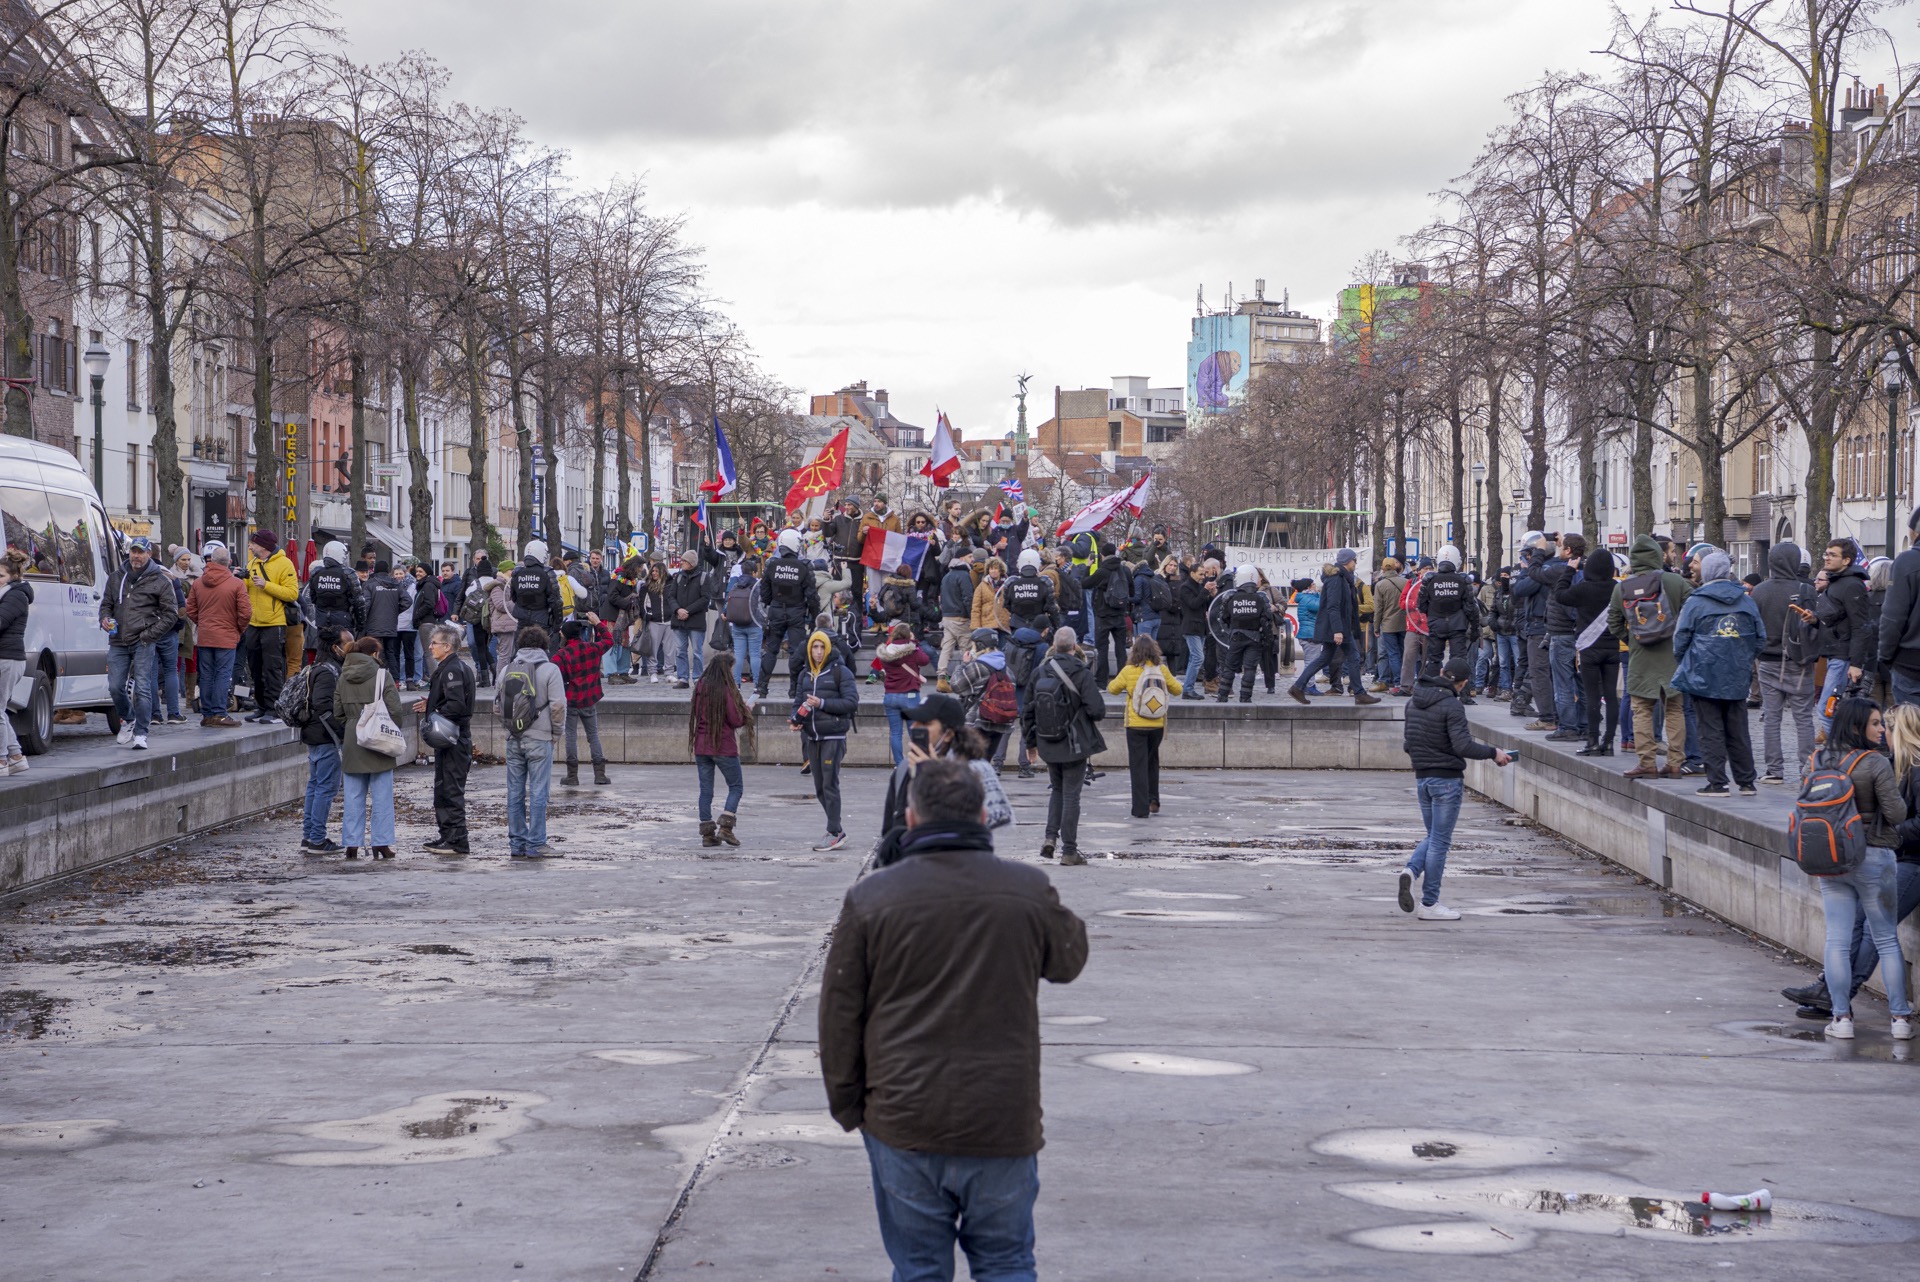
[1749,542,1814,661]
[494,645,566,742]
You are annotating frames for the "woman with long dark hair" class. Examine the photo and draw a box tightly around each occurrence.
[689,649,748,847]
[1556,548,1622,756]
[1816,696,1913,1041]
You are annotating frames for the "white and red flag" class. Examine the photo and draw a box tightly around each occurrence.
[1055,474,1151,540]
[919,411,960,488]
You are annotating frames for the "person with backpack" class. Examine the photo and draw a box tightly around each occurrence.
[689,649,748,849]
[509,540,565,643]
[756,531,820,700]
[874,622,932,765]
[1608,534,1693,779]
[727,556,766,690]
[1107,634,1181,819]
[1783,701,1920,1022]
[1793,696,1913,1041]
[554,614,615,788]
[872,693,1015,867]
[951,628,1020,763]
[1554,549,1624,757]
[497,625,567,858]
[295,627,351,855]
[792,629,860,851]
[1132,557,1172,644]
[461,551,497,687]
[332,636,404,861]
[1815,538,1873,736]
[1750,542,1820,784]
[1673,550,1764,796]
[1085,542,1133,685]
[1022,627,1107,866]
[412,623,476,855]
[1397,655,1513,921]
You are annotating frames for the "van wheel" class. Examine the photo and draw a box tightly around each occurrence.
[16,670,54,756]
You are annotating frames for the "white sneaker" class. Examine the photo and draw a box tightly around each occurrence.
[1894,1017,1914,1041]
[1825,1015,1855,1040]
[1396,868,1417,914]
[649,674,660,684]
[813,832,847,852]
[1415,902,1461,921]
[131,734,148,750]
[6,754,25,775]
[116,724,134,746]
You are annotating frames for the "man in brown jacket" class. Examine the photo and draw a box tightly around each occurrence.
[185,544,252,726]
[820,757,1088,1280]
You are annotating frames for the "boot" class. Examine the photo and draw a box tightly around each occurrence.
[1354,690,1381,706]
[717,812,741,846]
[344,847,359,860]
[562,765,580,787]
[1058,848,1087,866]
[700,821,720,847]
[593,762,611,786]
[374,846,396,860]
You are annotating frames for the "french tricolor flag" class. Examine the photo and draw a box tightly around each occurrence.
[860,527,931,576]
[700,415,738,498]
[919,411,960,488]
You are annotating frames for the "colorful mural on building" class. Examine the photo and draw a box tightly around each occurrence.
[1187,313,1251,413]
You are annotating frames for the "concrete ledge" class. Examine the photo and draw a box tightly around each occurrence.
[1464,705,1917,996]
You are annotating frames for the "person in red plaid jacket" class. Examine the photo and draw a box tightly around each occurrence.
[555,614,614,786]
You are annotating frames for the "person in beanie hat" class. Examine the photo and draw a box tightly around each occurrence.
[1397,655,1511,920]
[242,529,299,720]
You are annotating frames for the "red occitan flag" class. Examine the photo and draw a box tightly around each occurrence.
[785,426,850,512]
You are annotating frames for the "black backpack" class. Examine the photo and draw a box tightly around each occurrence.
[1782,581,1818,665]
[275,664,319,726]
[879,580,915,622]
[1104,566,1133,612]
[1031,658,1081,742]
[724,582,756,626]
[1145,574,1172,613]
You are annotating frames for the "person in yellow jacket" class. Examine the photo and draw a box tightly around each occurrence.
[242,530,299,721]
[1107,634,1183,819]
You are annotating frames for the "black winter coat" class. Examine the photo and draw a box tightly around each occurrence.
[1313,569,1359,644]
[1402,676,1498,778]
[426,653,477,741]
[1879,546,1920,677]
[1087,559,1131,622]
[300,656,346,747]
[1019,650,1107,764]
[1817,564,1870,666]
[1174,575,1211,637]
[0,579,30,660]
[791,658,860,739]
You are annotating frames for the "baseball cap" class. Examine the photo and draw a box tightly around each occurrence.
[905,693,965,727]
[127,536,151,552]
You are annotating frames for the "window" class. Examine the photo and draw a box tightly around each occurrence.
[127,442,139,512]
[45,490,95,585]
[125,338,140,409]
[0,486,59,576]
[146,454,157,515]
[89,221,100,296]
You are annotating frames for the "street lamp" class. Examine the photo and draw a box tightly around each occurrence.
[1509,487,1523,563]
[1471,461,1487,573]
[82,342,109,493]
[1685,480,1698,542]
[1885,349,1903,556]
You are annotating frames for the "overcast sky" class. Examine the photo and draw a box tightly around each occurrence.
[334,0,1624,436]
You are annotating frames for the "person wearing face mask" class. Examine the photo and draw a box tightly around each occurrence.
[791,629,860,851]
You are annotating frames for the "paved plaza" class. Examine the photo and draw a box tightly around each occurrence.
[3,761,1917,1280]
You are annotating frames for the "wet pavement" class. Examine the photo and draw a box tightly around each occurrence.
[3,762,1915,1280]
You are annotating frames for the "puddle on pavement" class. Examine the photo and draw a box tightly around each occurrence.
[1082,1051,1257,1076]
[1042,1015,1108,1026]
[590,1048,706,1066]
[1347,1221,1536,1255]
[1334,1172,1920,1248]
[1121,889,1246,901]
[1312,1128,1578,1171]
[272,1090,546,1166]
[0,989,71,1038]
[0,1118,119,1151]
[1098,908,1271,922]
[403,943,471,956]
[26,935,262,967]
[1719,1020,1916,1064]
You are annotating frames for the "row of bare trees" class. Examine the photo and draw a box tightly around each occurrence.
[2,0,796,556]
[1169,0,1920,565]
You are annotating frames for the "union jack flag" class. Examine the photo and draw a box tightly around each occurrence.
[1002,478,1024,505]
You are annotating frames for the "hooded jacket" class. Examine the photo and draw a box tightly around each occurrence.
[244,549,299,628]
[1673,574,1764,702]
[1374,571,1407,633]
[363,575,403,638]
[1553,549,1618,656]
[939,561,978,618]
[1312,568,1357,644]
[1879,540,1920,678]
[1510,553,1554,638]
[102,559,178,647]
[950,648,1007,725]
[1020,648,1107,764]
[971,575,1010,632]
[1403,675,1498,778]
[1752,542,1816,663]
[0,579,31,661]
[300,651,346,747]
[792,632,859,739]
[1174,572,1211,637]
[331,651,405,774]
[1817,562,1870,667]
[1606,535,1692,699]
[185,562,253,650]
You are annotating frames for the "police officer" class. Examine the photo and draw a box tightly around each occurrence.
[306,540,364,635]
[1417,544,1480,680]
[509,539,564,648]
[1215,565,1274,704]
[757,528,820,699]
[1003,548,1061,639]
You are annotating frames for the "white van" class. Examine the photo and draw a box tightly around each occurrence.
[0,435,120,753]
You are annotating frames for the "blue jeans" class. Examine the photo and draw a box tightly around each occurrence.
[1892,668,1920,709]
[862,1132,1038,1282]
[197,646,237,716]
[1183,636,1205,690]
[1294,635,1360,694]
[1549,635,1585,734]
[884,689,921,764]
[674,629,704,682]
[506,735,553,854]
[1682,693,1704,768]
[1378,631,1404,686]
[341,770,396,848]
[1815,660,1853,736]
[731,624,763,684]
[1820,846,1913,1019]
[1838,859,1920,992]
[155,631,181,717]
[696,753,744,820]
[1495,635,1520,694]
[1136,616,1161,641]
[108,642,156,735]
[303,742,341,845]
[1405,775,1465,906]
[1471,638,1493,690]
[604,640,631,678]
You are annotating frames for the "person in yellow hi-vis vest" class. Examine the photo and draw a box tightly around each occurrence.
[243,530,299,721]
